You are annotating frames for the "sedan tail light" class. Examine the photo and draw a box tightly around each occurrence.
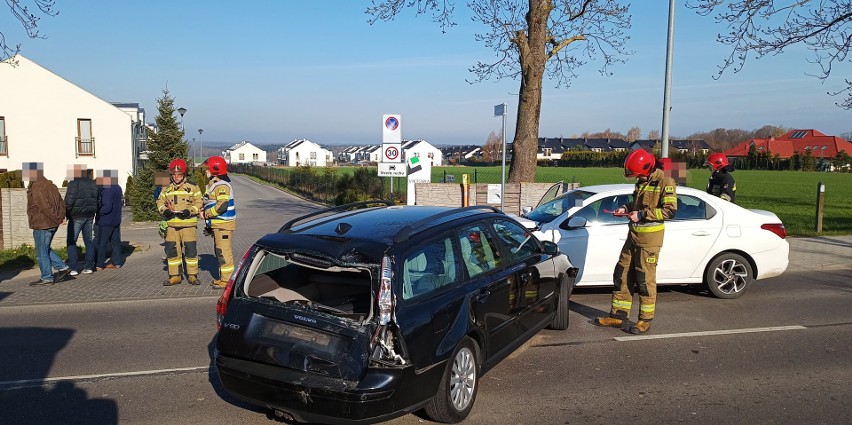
[761,223,787,239]
[217,247,253,330]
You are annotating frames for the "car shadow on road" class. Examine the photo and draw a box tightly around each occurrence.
[0,327,118,425]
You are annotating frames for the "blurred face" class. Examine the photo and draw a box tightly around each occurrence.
[171,171,185,184]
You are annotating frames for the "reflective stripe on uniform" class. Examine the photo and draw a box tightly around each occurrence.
[220,265,234,273]
[640,304,655,313]
[185,258,198,266]
[630,223,665,233]
[167,258,182,267]
[663,196,677,204]
[612,299,632,310]
[166,217,198,225]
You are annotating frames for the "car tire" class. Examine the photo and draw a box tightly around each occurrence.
[704,252,753,299]
[548,275,573,330]
[425,337,479,423]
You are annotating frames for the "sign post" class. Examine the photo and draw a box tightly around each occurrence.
[379,114,403,199]
[494,103,507,211]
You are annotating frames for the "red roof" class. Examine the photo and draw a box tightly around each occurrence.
[723,129,852,159]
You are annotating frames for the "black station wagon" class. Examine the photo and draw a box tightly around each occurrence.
[214,201,577,424]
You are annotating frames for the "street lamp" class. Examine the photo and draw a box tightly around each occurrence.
[198,128,204,160]
[177,107,187,132]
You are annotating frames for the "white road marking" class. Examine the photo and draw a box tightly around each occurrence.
[0,366,209,391]
[613,325,807,342]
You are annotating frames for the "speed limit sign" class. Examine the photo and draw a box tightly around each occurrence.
[383,143,401,162]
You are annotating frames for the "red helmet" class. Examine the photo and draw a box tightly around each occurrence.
[168,159,187,174]
[624,149,656,177]
[705,153,729,171]
[205,156,228,176]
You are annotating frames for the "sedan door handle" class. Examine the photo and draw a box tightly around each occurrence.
[474,290,491,303]
[691,231,711,236]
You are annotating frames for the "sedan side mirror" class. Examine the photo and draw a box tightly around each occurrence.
[521,206,532,216]
[566,216,588,229]
[541,240,559,255]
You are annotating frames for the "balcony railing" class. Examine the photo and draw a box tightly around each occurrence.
[75,137,95,158]
[0,135,7,156]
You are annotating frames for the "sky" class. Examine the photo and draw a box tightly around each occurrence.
[5,1,851,147]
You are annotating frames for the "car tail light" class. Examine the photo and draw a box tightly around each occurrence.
[761,223,787,239]
[378,254,393,325]
[216,247,253,330]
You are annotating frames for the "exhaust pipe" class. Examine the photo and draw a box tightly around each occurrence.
[268,409,295,422]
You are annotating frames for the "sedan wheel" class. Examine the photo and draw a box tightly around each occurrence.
[425,337,479,423]
[704,253,753,299]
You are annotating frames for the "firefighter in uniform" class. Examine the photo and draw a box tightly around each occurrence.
[705,153,736,203]
[157,159,203,286]
[200,156,236,289]
[596,149,677,334]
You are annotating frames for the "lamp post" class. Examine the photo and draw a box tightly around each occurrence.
[198,128,204,160]
[494,103,507,212]
[177,107,187,132]
[660,0,675,159]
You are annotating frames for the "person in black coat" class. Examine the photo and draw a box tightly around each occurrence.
[64,165,99,274]
[705,153,736,203]
[95,171,124,270]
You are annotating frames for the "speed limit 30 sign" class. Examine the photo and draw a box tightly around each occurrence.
[384,145,400,162]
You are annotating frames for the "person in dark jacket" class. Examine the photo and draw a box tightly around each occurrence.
[95,171,124,270]
[64,164,99,274]
[25,162,71,285]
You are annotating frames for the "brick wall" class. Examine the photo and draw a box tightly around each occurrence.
[414,182,579,215]
[1,188,68,250]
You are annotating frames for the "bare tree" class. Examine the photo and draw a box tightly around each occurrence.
[1,0,58,62]
[626,126,641,142]
[481,131,503,163]
[367,1,632,182]
[689,0,852,109]
[647,129,660,140]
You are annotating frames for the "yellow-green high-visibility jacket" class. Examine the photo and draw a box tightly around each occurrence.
[157,181,203,227]
[626,168,677,247]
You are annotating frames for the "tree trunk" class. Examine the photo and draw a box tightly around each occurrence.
[507,1,552,183]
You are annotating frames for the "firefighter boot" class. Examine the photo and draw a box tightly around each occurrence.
[629,320,652,334]
[163,275,182,286]
[187,275,199,285]
[211,279,227,289]
[595,316,624,328]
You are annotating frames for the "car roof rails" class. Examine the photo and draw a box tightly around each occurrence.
[393,205,503,243]
[279,200,394,233]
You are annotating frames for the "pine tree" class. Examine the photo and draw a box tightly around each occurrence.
[129,88,189,221]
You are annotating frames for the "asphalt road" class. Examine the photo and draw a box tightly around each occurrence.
[1,267,850,425]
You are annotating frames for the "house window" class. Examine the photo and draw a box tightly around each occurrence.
[239,153,245,161]
[544,148,552,157]
[310,152,317,159]
[0,116,7,156]
[427,152,434,159]
[76,119,94,156]
[253,153,259,160]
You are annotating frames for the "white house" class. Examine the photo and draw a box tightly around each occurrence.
[278,139,333,167]
[0,55,142,191]
[224,141,266,164]
[402,139,443,166]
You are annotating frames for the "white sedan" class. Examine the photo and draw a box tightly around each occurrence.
[514,184,789,299]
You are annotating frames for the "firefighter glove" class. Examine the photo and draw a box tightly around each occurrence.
[162,209,175,219]
[178,209,192,219]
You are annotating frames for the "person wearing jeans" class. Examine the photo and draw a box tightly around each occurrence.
[95,171,124,269]
[64,165,98,274]
[24,162,71,285]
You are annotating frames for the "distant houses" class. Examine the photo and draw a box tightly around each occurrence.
[278,139,333,167]
[224,141,267,164]
[722,129,852,160]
